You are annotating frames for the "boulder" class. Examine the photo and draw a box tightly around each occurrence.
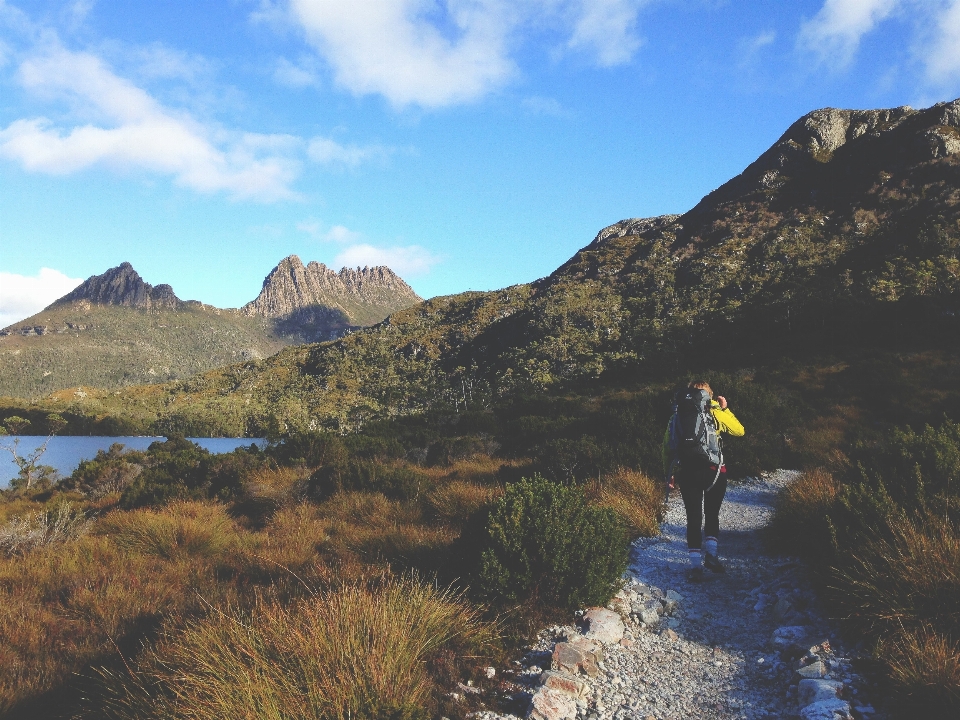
[527,687,578,720]
[771,625,815,654]
[798,679,844,706]
[581,608,625,644]
[799,698,853,720]
[796,660,826,679]
[539,670,589,698]
[552,637,603,678]
[661,589,683,614]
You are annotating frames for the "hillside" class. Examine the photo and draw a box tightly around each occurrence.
[0,259,421,399]
[13,97,960,434]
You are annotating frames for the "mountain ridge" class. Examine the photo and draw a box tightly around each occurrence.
[0,256,423,399]
[12,95,960,433]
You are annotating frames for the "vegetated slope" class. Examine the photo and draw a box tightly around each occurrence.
[0,259,422,399]
[23,97,960,434]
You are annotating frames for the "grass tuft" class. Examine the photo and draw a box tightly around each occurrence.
[99,502,235,560]
[883,626,960,713]
[93,573,498,720]
[592,467,664,538]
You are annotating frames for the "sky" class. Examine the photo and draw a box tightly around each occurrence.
[2,0,960,327]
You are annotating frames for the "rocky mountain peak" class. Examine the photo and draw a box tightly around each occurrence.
[50,262,180,310]
[690,97,960,215]
[242,255,422,331]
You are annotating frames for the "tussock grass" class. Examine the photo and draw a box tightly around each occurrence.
[426,480,501,525]
[100,502,236,560]
[592,468,664,538]
[94,574,498,720]
[883,626,960,711]
[832,513,960,646]
[0,502,89,557]
[767,468,838,554]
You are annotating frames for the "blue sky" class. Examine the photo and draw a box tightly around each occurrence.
[2,0,960,326]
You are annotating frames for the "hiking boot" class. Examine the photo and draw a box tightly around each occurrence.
[704,552,726,574]
[686,566,705,582]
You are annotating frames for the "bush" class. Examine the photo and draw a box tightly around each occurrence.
[471,475,627,609]
[61,443,145,498]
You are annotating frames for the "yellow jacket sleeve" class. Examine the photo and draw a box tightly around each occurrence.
[711,402,745,436]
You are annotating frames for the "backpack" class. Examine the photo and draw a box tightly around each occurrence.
[667,388,723,473]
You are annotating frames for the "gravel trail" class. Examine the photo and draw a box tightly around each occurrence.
[478,471,887,720]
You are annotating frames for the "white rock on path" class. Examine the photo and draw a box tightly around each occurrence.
[581,608,624,644]
[800,698,854,720]
[527,686,577,720]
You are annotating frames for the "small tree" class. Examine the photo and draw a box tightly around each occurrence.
[1,414,64,490]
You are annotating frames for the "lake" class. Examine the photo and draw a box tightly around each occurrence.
[0,436,266,486]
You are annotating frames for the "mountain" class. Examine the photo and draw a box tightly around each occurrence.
[0,259,421,399]
[15,97,960,435]
[241,256,422,340]
[52,262,181,310]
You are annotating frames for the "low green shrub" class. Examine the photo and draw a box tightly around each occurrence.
[470,475,627,609]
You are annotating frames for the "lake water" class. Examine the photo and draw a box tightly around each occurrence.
[0,436,266,486]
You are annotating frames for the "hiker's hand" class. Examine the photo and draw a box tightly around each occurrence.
[716,395,727,409]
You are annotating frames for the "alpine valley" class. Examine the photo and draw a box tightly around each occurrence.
[5,97,960,720]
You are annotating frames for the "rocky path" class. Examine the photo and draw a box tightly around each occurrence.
[476,471,889,720]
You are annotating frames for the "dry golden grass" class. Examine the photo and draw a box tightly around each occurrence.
[98,501,237,560]
[315,492,456,569]
[832,514,960,637]
[591,468,664,538]
[882,626,960,712]
[0,530,242,714]
[426,480,502,525]
[93,574,498,720]
[767,468,838,554]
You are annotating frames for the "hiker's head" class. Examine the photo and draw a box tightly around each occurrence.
[689,381,713,398]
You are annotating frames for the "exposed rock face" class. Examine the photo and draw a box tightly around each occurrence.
[51,262,180,310]
[586,215,681,249]
[242,255,422,337]
[692,98,960,213]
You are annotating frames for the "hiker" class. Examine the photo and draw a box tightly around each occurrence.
[663,381,744,578]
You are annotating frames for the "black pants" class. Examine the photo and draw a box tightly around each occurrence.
[677,459,727,550]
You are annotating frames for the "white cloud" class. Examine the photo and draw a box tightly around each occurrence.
[288,0,516,108]
[324,224,362,243]
[274,56,319,87]
[0,45,301,201]
[334,243,440,276]
[522,95,569,116]
[567,0,643,67]
[284,0,647,108]
[297,219,362,243]
[0,268,83,328]
[800,0,901,63]
[307,135,392,167]
[927,0,960,83]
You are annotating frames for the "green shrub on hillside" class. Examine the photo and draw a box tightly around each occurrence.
[472,475,627,609]
[117,436,268,508]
